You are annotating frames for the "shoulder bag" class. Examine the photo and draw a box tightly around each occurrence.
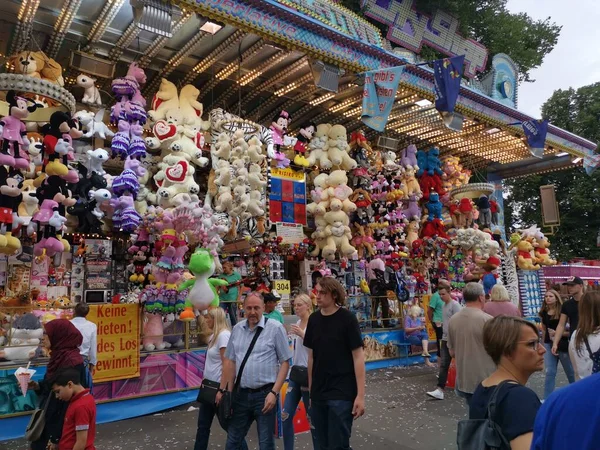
[456,381,511,450]
[25,393,50,442]
[217,318,268,429]
[197,378,220,405]
[289,365,308,387]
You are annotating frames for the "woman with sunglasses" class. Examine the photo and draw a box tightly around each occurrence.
[539,290,575,398]
[468,316,544,450]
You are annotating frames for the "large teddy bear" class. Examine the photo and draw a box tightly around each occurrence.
[310,216,329,257]
[322,209,356,260]
[306,173,330,216]
[148,78,180,123]
[154,156,199,207]
[8,51,65,86]
[326,125,357,170]
[325,170,356,214]
[306,124,331,168]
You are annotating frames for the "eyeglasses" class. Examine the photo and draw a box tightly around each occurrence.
[517,338,542,351]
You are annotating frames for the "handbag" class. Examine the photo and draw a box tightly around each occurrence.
[25,394,50,442]
[197,378,220,405]
[456,381,511,450]
[217,318,268,430]
[289,365,308,387]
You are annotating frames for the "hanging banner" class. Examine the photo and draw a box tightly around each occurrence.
[522,119,549,159]
[269,168,307,226]
[584,153,600,175]
[88,304,140,383]
[361,66,405,132]
[433,55,464,115]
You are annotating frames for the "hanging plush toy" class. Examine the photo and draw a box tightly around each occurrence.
[0,168,23,253]
[178,249,228,310]
[293,122,315,167]
[0,91,38,169]
[270,110,290,166]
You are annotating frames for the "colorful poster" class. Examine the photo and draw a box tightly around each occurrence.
[269,168,306,225]
[88,304,140,382]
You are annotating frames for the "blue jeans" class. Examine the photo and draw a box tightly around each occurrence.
[221,301,238,326]
[282,379,318,450]
[195,401,248,450]
[311,399,354,450]
[407,331,428,347]
[225,389,275,450]
[543,342,575,399]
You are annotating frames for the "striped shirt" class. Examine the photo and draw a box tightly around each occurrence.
[225,315,292,389]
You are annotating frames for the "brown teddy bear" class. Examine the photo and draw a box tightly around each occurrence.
[8,51,64,86]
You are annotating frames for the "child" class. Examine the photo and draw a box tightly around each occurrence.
[52,368,96,450]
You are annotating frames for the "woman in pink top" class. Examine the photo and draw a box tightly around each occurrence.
[483,285,521,317]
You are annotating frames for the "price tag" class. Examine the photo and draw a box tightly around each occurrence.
[274,279,290,294]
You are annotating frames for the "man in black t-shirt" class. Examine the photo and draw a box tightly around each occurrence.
[304,277,365,450]
[552,276,584,356]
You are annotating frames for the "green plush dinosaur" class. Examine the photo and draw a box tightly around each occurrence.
[178,248,227,309]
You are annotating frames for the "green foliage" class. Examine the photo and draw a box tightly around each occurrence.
[504,83,600,261]
[342,0,561,82]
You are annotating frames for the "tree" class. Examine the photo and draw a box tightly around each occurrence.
[504,83,600,261]
[342,0,561,82]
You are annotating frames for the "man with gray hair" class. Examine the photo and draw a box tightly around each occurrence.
[446,282,495,403]
[218,292,292,450]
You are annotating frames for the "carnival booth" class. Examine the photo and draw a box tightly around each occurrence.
[0,0,598,441]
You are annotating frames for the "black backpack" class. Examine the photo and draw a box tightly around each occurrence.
[457,381,511,450]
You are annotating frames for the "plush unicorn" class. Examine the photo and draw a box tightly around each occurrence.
[178,248,227,310]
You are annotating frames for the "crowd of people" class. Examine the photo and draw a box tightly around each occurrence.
[18,267,600,450]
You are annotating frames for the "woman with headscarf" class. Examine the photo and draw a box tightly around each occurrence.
[28,319,87,450]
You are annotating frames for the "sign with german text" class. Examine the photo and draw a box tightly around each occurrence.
[88,304,140,382]
[361,66,405,131]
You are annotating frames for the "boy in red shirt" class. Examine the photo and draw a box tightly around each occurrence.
[52,368,97,450]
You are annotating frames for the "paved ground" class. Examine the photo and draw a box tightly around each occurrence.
[1,365,566,450]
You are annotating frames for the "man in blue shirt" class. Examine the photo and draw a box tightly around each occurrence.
[532,373,600,449]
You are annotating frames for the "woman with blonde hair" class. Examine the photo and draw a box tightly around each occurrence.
[194,308,247,450]
[539,289,575,399]
[404,304,434,367]
[483,284,521,317]
[569,291,600,380]
[282,293,317,450]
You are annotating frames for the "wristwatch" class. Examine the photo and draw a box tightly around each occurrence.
[270,390,278,397]
[218,388,226,394]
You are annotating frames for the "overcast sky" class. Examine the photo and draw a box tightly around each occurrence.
[505,0,600,117]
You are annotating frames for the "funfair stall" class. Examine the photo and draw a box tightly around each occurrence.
[0,0,597,440]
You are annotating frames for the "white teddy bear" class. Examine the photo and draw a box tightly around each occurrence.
[213,133,231,160]
[248,164,266,190]
[214,160,231,186]
[77,74,102,106]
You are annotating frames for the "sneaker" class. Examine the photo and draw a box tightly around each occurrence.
[426,389,444,400]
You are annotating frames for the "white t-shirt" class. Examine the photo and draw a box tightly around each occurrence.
[569,329,600,379]
[291,320,308,368]
[204,330,231,382]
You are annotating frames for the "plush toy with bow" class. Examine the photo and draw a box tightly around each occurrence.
[178,248,228,310]
[0,91,37,169]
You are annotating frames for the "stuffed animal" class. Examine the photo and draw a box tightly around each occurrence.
[214,160,231,186]
[178,248,228,310]
[212,132,232,160]
[86,148,109,176]
[534,236,557,266]
[270,110,290,156]
[76,74,102,105]
[383,151,399,171]
[400,144,419,171]
[403,193,421,221]
[306,173,330,216]
[458,197,474,228]
[426,147,443,176]
[0,169,24,253]
[416,149,428,176]
[426,192,442,220]
[293,122,315,167]
[326,124,356,170]
[178,85,204,125]
[516,239,540,270]
[352,223,376,259]
[405,220,420,247]
[155,157,199,206]
[476,195,492,229]
[247,190,265,216]
[142,312,167,351]
[322,209,356,260]
[305,124,331,168]
[247,136,266,164]
[326,170,356,214]
[148,78,179,123]
[215,186,233,213]
[74,110,114,140]
[248,164,266,190]
[0,91,37,169]
[0,313,43,360]
[490,196,500,225]
[402,167,421,197]
[8,51,64,86]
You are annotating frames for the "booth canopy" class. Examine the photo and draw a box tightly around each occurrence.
[0,0,595,175]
